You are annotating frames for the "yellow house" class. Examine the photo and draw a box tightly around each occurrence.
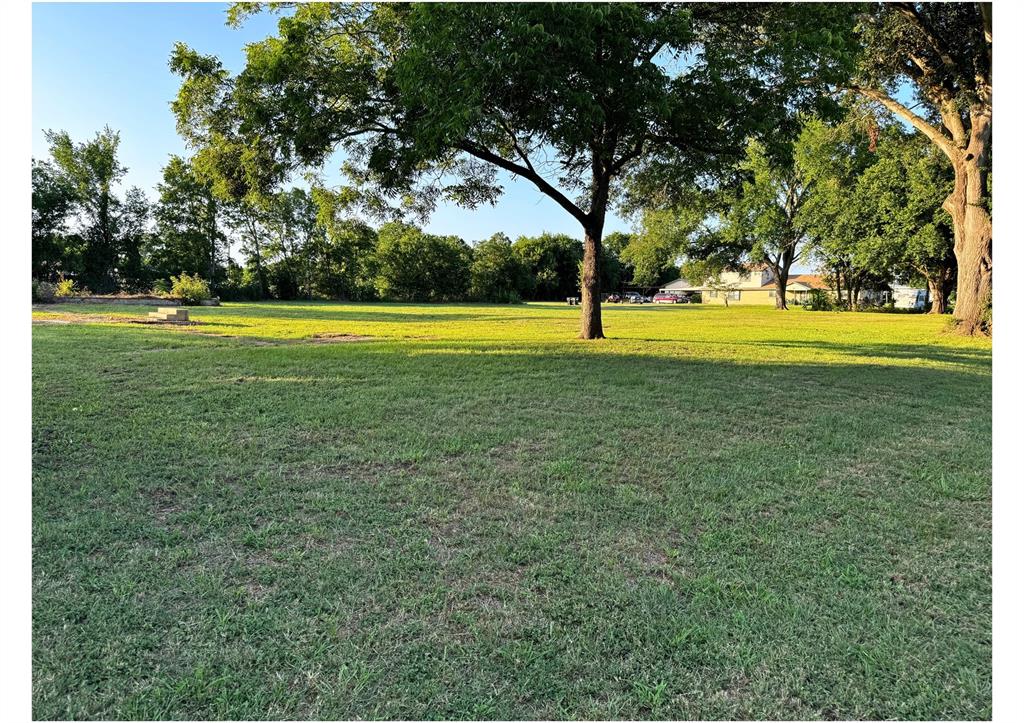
[659,268,831,306]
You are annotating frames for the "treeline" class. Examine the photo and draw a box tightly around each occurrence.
[32,128,675,303]
[633,113,959,314]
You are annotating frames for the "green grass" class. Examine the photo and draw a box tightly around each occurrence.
[32,301,991,719]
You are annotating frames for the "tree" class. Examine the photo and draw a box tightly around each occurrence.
[800,116,956,312]
[512,233,583,301]
[373,223,471,302]
[223,200,271,299]
[117,187,152,291]
[619,215,683,291]
[309,189,380,300]
[151,156,227,284]
[261,188,324,299]
[469,233,529,303]
[718,138,818,310]
[798,115,888,310]
[849,2,991,332]
[859,129,956,313]
[171,3,858,338]
[43,127,126,292]
[646,125,827,311]
[31,159,78,281]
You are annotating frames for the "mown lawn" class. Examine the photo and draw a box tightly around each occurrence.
[32,301,992,719]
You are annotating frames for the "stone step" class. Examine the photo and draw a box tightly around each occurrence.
[157,307,188,317]
[148,309,190,323]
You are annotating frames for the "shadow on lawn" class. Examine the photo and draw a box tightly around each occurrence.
[31,323,993,721]
[215,303,565,325]
[619,335,991,369]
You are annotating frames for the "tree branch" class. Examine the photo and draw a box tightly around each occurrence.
[457,140,590,226]
[891,3,961,79]
[846,86,958,160]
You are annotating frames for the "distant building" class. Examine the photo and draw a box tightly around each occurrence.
[659,268,831,306]
[658,268,906,307]
[891,285,928,310]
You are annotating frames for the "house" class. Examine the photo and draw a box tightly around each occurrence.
[659,268,831,306]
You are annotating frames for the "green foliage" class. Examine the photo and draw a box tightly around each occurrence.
[621,211,691,288]
[854,4,990,114]
[169,273,213,305]
[512,233,583,301]
[800,113,956,309]
[373,223,472,302]
[32,159,78,280]
[804,289,837,312]
[151,156,226,283]
[42,127,128,292]
[469,233,528,303]
[117,187,153,292]
[170,2,859,333]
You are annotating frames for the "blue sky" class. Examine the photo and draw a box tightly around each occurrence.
[32,2,633,243]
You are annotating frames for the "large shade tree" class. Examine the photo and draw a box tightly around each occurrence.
[850,2,991,332]
[171,2,856,338]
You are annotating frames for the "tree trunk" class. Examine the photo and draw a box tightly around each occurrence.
[247,219,269,299]
[774,253,794,310]
[927,276,946,314]
[579,225,604,339]
[946,110,992,334]
[775,282,787,310]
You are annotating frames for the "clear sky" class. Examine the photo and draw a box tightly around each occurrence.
[32,2,634,244]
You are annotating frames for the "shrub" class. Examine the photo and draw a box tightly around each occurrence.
[804,289,837,311]
[151,278,171,296]
[54,277,78,297]
[169,273,212,305]
[32,279,56,303]
[491,289,524,305]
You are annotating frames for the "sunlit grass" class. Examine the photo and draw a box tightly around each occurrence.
[32,301,991,719]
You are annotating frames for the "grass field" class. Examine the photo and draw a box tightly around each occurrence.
[32,301,992,719]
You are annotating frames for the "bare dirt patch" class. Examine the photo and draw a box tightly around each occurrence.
[307,332,374,343]
[32,311,199,328]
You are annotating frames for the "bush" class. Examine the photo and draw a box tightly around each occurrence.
[491,289,524,304]
[168,273,212,305]
[54,277,78,297]
[804,289,837,311]
[32,279,56,303]
[151,278,171,296]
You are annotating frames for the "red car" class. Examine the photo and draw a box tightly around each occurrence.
[652,293,682,304]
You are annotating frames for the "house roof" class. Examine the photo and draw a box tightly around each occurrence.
[787,274,830,290]
[659,272,830,293]
[660,278,695,290]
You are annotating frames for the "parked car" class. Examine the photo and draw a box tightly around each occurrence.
[626,293,645,304]
[652,293,681,304]
[606,294,622,303]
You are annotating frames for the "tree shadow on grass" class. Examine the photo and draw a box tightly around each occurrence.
[623,336,991,370]
[31,325,992,721]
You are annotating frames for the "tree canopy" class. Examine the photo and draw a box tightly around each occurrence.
[171,1,858,337]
